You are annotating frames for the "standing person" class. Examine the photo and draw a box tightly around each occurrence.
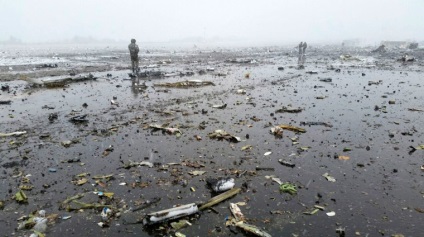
[301,42,307,65]
[298,42,303,65]
[128,39,139,73]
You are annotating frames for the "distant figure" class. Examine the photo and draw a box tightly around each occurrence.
[298,42,303,65]
[301,42,307,64]
[128,39,139,73]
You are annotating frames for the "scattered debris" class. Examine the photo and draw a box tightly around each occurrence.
[408,108,423,112]
[188,170,206,176]
[270,126,283,138]
[300,121,333,127]
[61,140,74,148]
[322,173,336,182]
[42,105,55,109]
[148,124,182,137]
[278,159,295,168]
[97,222,109,228]
[36,63,58,69]
[368,80,382,86]
[336,226,345,237]
[0,100,12,105]
[15,190,28,203]
[212,103,227,109]
[198,188,241,211]
[340,54,360,61]
[226,58,256,64]
[175,232,186,237]
[171,219,192,230]
[326,211,336,217]
[206,178,235,192]
[414,207,424,213]
[0,131,27,137]
[298,146,311,152]
[279,182,297,195]
[241,145,253,151]
[255,167,275,171]
[73,178,88,186]
[59,193,85,210]
[275,106,302,113]
[101,207,112,221]
[110,99,118,106]
[391,234,404,237]
[2,41,423,236]
[154,80,215,88]
[69,114,88,123]
[276,124,306,133]
[1,85,10,91]
[102,145,114,156]
[132,197,162,212]
[137,70,163,78]
[43,74,97,88]
[343,147,352,152]
[398,54,415,62]
[65,200,112,212]
[234,222,272,237]
[236,89,246,94]
[48,112,58,121]
[409,145,424,153]
[319,78,332,82]
[338,155,350,160]
[227,203,272,237]
[143,189,241,225]
[208,130,240,142]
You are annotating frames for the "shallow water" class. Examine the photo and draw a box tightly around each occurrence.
[0,45,423,237]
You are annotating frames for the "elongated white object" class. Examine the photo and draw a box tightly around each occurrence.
[208,178,235,192]
[326,211,336,216]
[212,104,227,109]
[0,131,27,137]
[143,203,198,225]
[230,203,245,222]
[235,222,272,237]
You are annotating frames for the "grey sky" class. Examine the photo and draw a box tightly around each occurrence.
[0,0,422,44]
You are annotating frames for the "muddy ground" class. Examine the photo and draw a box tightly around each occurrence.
[0,44,423,237]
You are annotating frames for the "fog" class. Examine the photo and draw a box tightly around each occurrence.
[1,0,423,46]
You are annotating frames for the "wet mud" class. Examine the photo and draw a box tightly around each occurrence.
[1,44,424,237]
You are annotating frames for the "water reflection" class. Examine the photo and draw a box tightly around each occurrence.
[131,74,147,97]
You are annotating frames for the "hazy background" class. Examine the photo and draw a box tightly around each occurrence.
[0,0,423,46]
